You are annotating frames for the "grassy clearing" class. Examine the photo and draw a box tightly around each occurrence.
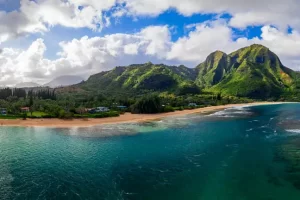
[27,112,49,118]
[0,115,20,119]
[74,111,120,118]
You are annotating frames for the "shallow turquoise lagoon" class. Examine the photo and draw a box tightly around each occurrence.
[1,104,300,199]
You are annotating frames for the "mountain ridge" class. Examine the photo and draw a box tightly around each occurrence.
[44,75,84,88]
[57,44,300,99]
[15,82,41,88]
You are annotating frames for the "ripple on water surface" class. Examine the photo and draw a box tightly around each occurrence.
[1,104,300,199]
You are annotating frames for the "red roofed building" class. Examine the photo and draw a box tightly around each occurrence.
[21,107,30,112]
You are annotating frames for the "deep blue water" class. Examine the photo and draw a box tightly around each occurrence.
[1,104,300,199]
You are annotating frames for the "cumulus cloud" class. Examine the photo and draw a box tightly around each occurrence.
[0,39,52,86]
[123,0,300,31]
[247,26,300,69]
[1,0,300,86]
[55,25,171,75]
[0,0,116,43]
[2,0,300,45]
[1,20,300,86]
[0,25,174,86]
[0,9,47,43]
[20,0,115,30]
[167,20,300,70]
[167,20,236,62]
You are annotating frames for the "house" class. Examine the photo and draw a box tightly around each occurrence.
[0,108,7,115]
[21,107,30,112]
[116,106,127,110]
[89,107,110,113]
[88,108,96,114]
[84,108,94,113]
[87,107,110,114]
[188,103,198,107]
[96,107,110,112]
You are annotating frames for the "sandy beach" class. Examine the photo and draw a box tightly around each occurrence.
[0,102,294,128]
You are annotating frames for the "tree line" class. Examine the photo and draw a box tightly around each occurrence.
[0,88,26,99]
[0,88,56,100]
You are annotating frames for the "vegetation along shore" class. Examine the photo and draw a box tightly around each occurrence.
[0,102,293,128]
[0,44,300,126]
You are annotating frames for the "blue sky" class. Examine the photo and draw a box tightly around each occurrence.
[2,10,222,59]
[1,9,262,59]
[0,0,300,86]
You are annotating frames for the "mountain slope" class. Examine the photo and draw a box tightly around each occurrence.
[209,44,294,98]
[15,82,40,88]
[195,51,237,87]
[58,44,299,99]
[79,62,197,95]
[44,76,84,88]
[193,44,295,98]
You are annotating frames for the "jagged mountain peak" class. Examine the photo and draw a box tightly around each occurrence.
[209,50,227,56]
[205,50,228,62]
[230,43,275,64]
[249,43,269,48]
[58,45,298,99]
[196,50,234,87]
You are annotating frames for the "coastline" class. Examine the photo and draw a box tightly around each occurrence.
[0,102,295,128]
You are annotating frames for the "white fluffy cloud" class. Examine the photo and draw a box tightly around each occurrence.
[0,39,53,85]
[123,0,300,30]
[1,0,300,86]
[0,9,46,43]
[167,21,235,62]
[2,0,300,44]
[167,21,300,69]
[0,25,173,86]
[1,21,300,86]
[20,0,115,30]
[0,0,116,43]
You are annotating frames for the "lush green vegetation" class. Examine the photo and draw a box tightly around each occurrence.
[0,85,253,117]
[56,44,300,101]
[0,44,299,118]
[131,95,162,114]
[0,115,20,119]
[74,111,120,118]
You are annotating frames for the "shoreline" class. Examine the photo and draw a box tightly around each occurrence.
[0,102,296,128]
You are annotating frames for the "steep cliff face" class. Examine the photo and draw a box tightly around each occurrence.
[196,51,236,87]
[59,44,298,99]
[196,44,294,98]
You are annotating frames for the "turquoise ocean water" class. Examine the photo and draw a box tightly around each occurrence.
[1,104,300,199]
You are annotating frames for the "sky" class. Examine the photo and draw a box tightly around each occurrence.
[0,0,300,86]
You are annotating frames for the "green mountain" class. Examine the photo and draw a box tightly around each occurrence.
[207,44,295,98]
[195,50,237,87]
[58,44,299,99]
[74,62,197,95]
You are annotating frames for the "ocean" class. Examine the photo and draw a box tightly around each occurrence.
[1,103,300,199]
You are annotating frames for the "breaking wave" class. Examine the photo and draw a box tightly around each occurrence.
[209,106,253,118]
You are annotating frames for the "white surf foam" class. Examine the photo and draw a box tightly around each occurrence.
[286,129,300,134]
[209,106,252,118]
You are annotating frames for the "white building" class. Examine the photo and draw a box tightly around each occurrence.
[95,107,110,112]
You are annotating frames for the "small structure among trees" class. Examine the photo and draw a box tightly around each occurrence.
[0,108,7,115]
[21,107,30,112]
[188,103,198,107]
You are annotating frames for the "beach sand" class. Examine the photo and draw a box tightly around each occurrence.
[0,102,293,128]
